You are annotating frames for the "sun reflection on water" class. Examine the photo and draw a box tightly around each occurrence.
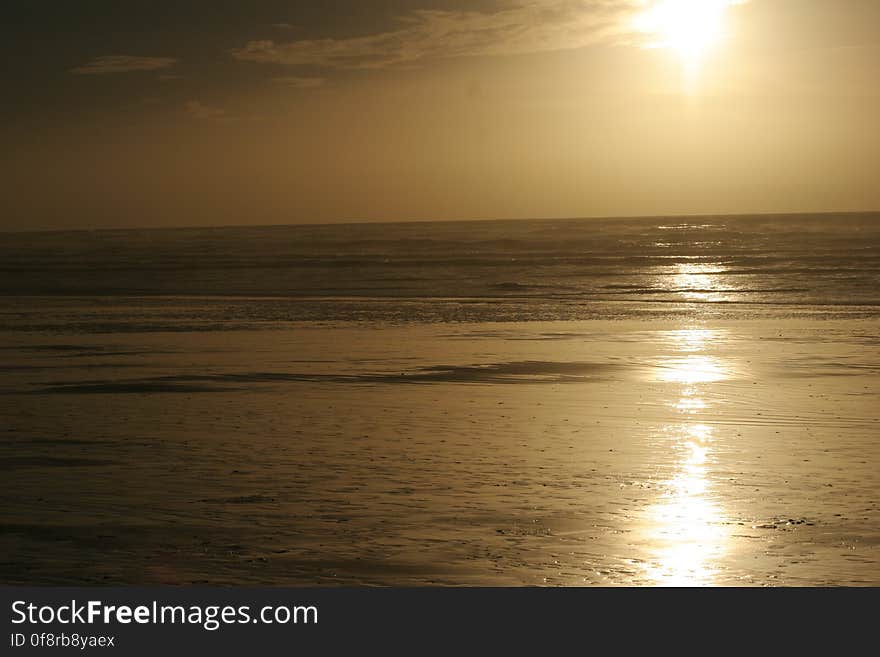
[670,262,731,301]
[642,326,731,586]
[674,388,706,413]
[644,423,729,586]
[667,328,717,352]
[658,354,727,383]
[655,327,730,384]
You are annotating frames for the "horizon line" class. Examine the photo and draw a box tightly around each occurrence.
[3,209,879,236]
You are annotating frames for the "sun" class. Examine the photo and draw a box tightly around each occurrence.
[634,0,738,68]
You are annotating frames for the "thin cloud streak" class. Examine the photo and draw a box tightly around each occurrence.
[70,55,177,75]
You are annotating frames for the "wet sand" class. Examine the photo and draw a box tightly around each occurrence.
[1,318,878,586]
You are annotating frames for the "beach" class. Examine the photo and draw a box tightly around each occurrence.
[1,216,878,586]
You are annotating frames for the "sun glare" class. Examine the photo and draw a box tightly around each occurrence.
[635,0,738,68]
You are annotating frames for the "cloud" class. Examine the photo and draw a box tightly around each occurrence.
[184,100,227,120]
[70,55,177,75]
[271,76,325,88]
[231,1,644,70]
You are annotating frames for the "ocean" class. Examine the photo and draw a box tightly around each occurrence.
[1,213,879,329]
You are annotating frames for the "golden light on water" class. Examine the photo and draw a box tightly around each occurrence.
[646,465,728,585]
[649,261,735,302]
[685,423,713,443]
[657,329,730,384]
[658,354,727,383]
[671,262,729,301]
[666,328,717,352]
[675,397,705,413]
[644,420,729,586]
[642,326,731,585]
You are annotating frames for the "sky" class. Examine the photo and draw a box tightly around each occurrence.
[2,0,879,230]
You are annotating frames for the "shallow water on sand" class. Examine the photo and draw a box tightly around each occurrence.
[2,318,878,586]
